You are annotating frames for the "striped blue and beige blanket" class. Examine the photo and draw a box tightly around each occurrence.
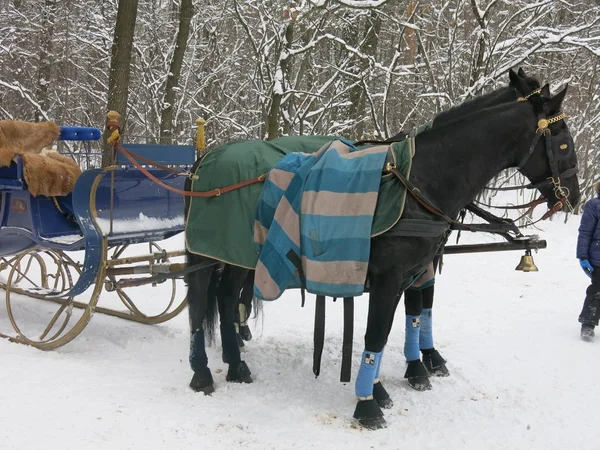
[253,139,393,300]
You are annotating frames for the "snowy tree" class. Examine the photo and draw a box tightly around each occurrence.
[0,0,598,202]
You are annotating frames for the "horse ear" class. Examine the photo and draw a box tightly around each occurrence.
[509,68,519,85]
[547,84,569,113]
[509,68,529,95]
[541,84,551,98]
[518,67,526,77]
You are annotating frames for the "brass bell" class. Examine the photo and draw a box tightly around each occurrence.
[515,249,539,272]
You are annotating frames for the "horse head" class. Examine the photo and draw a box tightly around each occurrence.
[516,84,580,213]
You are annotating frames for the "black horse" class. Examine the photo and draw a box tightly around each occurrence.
[186,68,543,387]
[185,76,579,429]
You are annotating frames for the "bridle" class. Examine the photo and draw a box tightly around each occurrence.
[478,89,577,222]
[513,91,576,218]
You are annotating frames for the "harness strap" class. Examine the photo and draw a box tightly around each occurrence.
[388,167,455,223]
[388,167,550,233]
[114,258,219,289]
[340,297,354,383]
[474,196,546,210]
[387,219,449,237]
[120,146,190,176]
[115,142,267,197]
[285,250,306,306]
[313,295,326,378]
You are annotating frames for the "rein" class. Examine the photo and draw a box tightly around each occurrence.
[106,122,267,198]
[385,164,531,234]
[103,89,572,227]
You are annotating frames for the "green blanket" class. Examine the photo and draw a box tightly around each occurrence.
[186,135,414,268]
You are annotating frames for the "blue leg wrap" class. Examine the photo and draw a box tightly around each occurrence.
[404,315,421,361]
[420,308,434,350]
[355,350,383,398]
[189,329,208,372]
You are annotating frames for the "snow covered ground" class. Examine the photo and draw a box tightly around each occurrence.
[1,213,599,450]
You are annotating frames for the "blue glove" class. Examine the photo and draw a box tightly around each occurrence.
[580,259,594,278]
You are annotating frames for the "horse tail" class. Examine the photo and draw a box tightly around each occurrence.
[185,155,221,343]
[203,263,222,343]
[186,250,220,344]
[239,270,263,319]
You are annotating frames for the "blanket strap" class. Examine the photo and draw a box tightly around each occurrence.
[286,250,306,306]
[340,297,354,383]
[313,295,326,377]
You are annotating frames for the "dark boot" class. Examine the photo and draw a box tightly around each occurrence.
[581,324,595,342]
[189,367,215,395]
[404,360,432,391]
[226,361,253,383]
[421,348,450,377]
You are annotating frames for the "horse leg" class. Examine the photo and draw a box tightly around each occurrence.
[369,292,406,410]
[371,348,393,409]
[420,283,450,376]
[353,270,400,430]
[403,286,432,391]
[217,265,253,383]
[188,261,217,395]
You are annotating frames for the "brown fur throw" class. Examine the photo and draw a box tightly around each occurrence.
[21,150,82,197]
[0,120,60,165]
[0,120,81,196]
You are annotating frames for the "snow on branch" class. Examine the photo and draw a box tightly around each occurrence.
[308,0,391,8]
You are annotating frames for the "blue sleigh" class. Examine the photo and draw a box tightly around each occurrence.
[0,121,200,349]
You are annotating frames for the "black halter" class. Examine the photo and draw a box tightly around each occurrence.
[515,92,575,214]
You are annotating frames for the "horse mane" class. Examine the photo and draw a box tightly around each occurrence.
[432,71,541,128]
[432,85,510,128]
[414,99,533,175]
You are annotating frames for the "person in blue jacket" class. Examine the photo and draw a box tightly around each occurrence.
[577,181,600,341]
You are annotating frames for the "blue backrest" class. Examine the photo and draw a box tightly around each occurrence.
[118,144,196,166]
[59,126,102,141]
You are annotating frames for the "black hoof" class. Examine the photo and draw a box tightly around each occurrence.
[359,416,388,430]
[422,349,450,377]
[408,376,432,391]
[226,361,253,383]
[373,382,393,409]
[240,325,252,341]
[405,360,432,391]
[189,368,215,395]
[581,325,595,342]
[353,399,386,430]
